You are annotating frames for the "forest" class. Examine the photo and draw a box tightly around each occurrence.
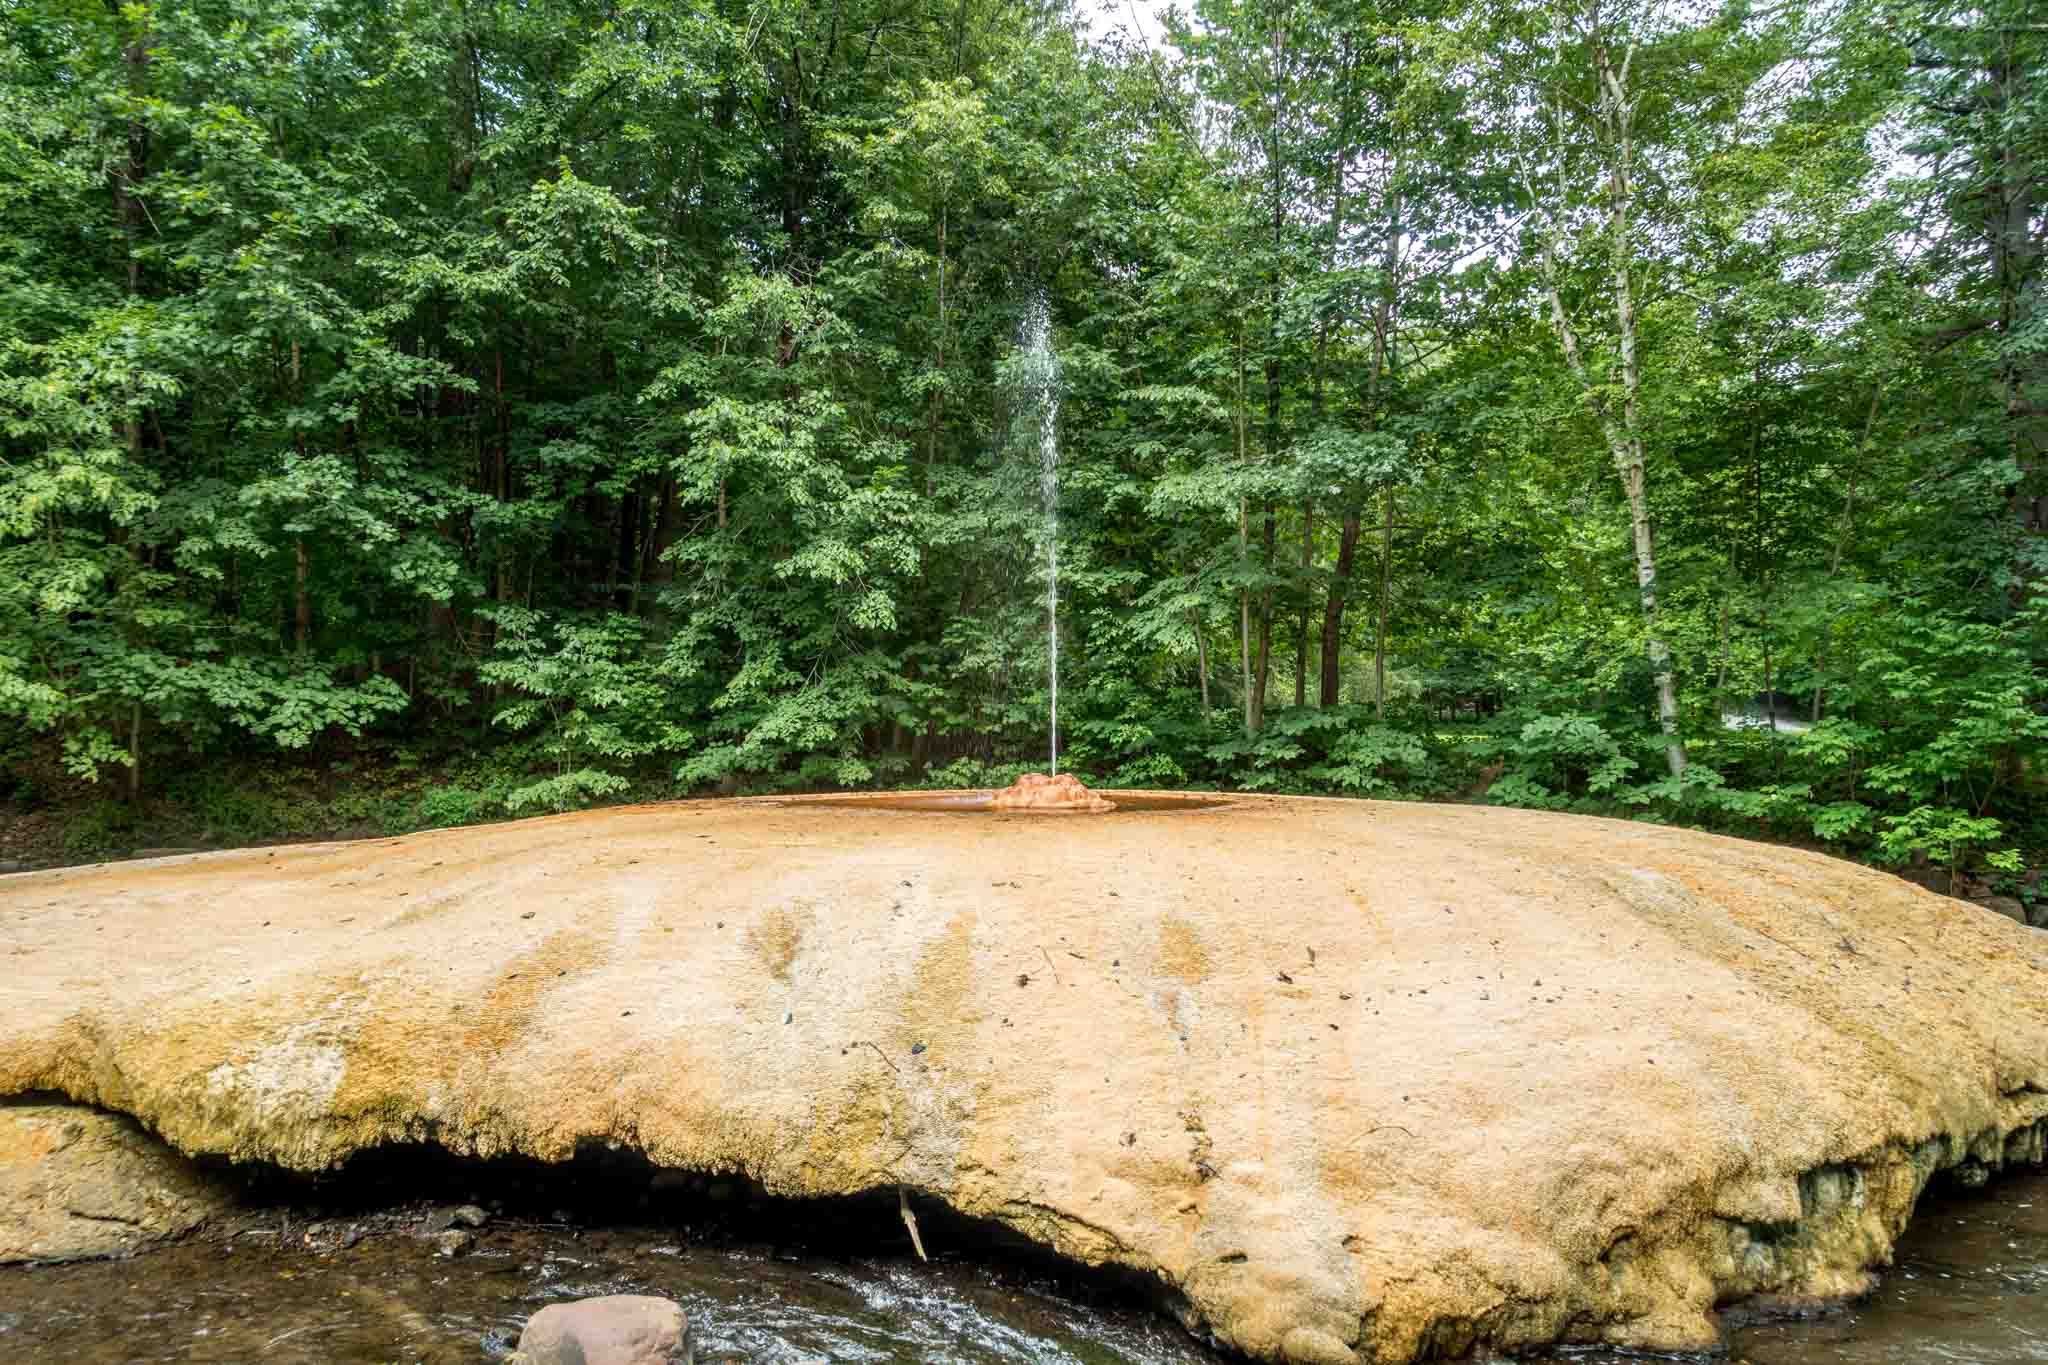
[0,0,2042,894]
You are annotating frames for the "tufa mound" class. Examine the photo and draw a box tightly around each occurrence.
[990,772,1117,812]
[4,795,2047,1362]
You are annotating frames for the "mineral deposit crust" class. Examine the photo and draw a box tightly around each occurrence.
[3,795,2047,1363]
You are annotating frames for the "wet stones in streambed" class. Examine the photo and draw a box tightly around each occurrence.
[512,1293,692,1365]
[419,1202,489,1255]
[0,1102,236,1264]
[431,1228,475,1256]
[420,1202,491,1232]
[298,1219,365,1253]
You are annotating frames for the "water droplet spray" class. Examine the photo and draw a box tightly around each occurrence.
[1017,292,1062,775]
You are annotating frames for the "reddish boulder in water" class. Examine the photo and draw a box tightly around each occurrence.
[990,772,1115,812]
[513,1294,689,1365]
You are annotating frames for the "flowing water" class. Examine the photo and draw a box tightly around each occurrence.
[1016,292,1062,776]
[0,1218,1225,1365]
[5,1168,2048,1362]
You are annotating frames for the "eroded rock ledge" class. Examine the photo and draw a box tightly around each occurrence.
[4,795,2047,1362]
[1,1100,235,1263]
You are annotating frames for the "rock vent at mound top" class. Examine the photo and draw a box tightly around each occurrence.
[990,771,1116,812]
[4,795,2048,1364]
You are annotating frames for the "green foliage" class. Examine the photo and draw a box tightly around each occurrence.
[61,799,136,856]
[1202,707,1443,795]
[0,0,2038,896]
[1875,806,2012,877]
[1486,713,1638,803]
[480,609,690,812]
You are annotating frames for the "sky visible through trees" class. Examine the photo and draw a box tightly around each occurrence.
[0,0,2041,890]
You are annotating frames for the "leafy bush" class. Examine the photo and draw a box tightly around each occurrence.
[480,609,692,813]
[61,799,136,855]
[1202,706,1442,795]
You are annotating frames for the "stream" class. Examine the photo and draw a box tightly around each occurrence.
[3,1168,2046,1363]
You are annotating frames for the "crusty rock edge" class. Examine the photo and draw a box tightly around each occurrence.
[4,1082,2043,1363]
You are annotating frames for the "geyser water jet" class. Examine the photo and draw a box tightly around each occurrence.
[1017,292,1061,775]
[992,294,1112,813]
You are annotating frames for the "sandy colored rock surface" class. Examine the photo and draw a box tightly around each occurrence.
[4,795,2048,1361]
[0,1103,234,1263]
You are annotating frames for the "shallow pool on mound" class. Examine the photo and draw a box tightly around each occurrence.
[779,791,1235,813]
[0,1222,1229,1365]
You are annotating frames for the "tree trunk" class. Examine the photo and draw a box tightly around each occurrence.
[1536,39,1686,776]
[1319,513,1361,705]
[1252,502,1276,731]
[1716,591,1730,701]
[928,203,946,497]
[1987,45,2045,600]
[127,702,142,804]
[1374,489,1393,721]
[1814,386,1882,721]
[616,487,640,610]
[628,493,656,615]
[1319,174,1401,707]
[648,476,680,590]
[1239,498,1256,738]
[1236,324,1257,737]
[1294,501,1313,706]
[493,344,513,605]
[294,539,311,649]
[111,8,150,460]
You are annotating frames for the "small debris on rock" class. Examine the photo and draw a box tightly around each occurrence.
[910,1041,927,1055]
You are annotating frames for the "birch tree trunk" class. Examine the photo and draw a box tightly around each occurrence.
[1535,34,1686,776]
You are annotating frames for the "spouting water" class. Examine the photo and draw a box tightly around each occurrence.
[1017,293,1062,775]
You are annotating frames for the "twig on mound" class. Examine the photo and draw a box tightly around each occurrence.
[855,1039,899,1074]
[899,1185,928,1262]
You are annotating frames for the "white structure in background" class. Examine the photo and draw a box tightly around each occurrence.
[1720,690,1813,735]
